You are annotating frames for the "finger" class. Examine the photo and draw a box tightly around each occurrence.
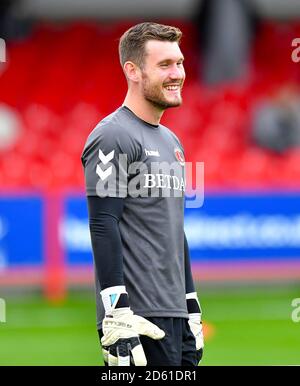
[101,328,124,346]
[197,348,203,364]
[117,341,130,366]
[130,343,147,366]
[133,316,165,340]
[189,320,204,350]
[102,346,109,364]
[108,346,118,366]
[101,331,115,347]
[196,337,204,351]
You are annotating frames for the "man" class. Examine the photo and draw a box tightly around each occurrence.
[81,22,204,366]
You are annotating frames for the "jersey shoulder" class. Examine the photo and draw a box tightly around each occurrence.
[81,108,142,166]
[160,123,184,152]
[87,108,139,145]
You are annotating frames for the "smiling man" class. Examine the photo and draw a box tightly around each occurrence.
[81,22,204,366]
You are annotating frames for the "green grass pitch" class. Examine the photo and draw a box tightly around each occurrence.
[0,284,299,366]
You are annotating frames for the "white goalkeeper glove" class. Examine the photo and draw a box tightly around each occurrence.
[186,292,204,357]
[100,286,165,366]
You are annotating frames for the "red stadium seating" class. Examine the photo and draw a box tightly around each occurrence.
[0,21,299,191]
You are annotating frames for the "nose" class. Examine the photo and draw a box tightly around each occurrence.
[169,64,184,80]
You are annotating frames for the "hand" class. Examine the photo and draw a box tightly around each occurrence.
[101,309,165,366]
[186,292,204,363]
[188,314,204,351]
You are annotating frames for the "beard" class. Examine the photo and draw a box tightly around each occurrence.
[141,73,183,110]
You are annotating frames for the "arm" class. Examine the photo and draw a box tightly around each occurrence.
[88,196,131,311]
[184,232,204,358]
[184,232,196,294]
[88,196,126,290]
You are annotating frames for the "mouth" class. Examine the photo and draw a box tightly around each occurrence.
[163,84,181,93]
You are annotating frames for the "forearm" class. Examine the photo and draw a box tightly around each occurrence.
[184,232,203,316]
[88,196,125,290]
[184,232,196,294]
[184,234,204,356]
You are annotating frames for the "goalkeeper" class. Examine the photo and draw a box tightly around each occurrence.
[81,22,204,366]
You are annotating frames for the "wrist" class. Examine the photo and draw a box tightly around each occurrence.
[186,292,202,316]
[100,285,130,315]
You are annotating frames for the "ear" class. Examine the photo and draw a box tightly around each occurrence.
[123,61,141,83]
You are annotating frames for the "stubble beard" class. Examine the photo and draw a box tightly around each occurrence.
[142,74,183,110]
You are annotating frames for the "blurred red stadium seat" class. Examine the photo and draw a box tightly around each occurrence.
[0,20,300,191]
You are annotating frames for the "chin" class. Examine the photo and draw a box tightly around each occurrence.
[146,94,182,109]
[165,98,182,108]
[166,102,182,108]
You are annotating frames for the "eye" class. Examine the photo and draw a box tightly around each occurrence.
[160,63,168,68]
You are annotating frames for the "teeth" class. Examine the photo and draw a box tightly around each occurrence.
[165,85,179,91]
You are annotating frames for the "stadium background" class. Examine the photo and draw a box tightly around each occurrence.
[0,0,300,365]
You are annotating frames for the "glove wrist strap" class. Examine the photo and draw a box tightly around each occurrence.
[186,292,202,315]
[100,285,130,315]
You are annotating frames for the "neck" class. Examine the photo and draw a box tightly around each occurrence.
[123,89,164,126]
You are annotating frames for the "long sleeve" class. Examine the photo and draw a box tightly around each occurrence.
[184,232,196,294]
[87,196,125,290]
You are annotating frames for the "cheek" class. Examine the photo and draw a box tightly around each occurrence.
[144,72,162,87]
[156,71,166,84]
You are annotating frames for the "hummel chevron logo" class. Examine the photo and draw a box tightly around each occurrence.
[96,149,115,181]
[98,149,114,164]
[96,164,112,181]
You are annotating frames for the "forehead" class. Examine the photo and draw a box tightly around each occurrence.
[144,40,183,63]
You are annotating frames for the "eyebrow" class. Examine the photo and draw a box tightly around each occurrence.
[157,57,185,64]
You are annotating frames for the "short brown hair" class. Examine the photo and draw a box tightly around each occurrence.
[119,22,182,69]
